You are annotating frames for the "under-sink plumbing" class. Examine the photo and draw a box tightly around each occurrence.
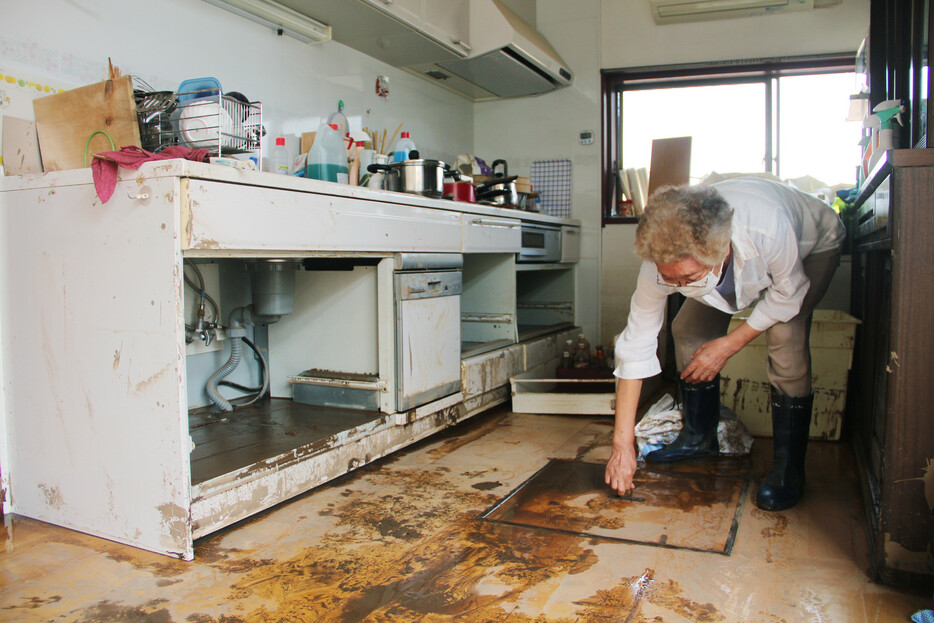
[196,259,301,412]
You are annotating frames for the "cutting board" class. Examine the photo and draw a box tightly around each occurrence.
[2,116,43,175]
[33,76,141,171]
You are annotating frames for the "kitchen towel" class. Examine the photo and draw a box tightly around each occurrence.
[531,159,572,218]
[91,145,209,203]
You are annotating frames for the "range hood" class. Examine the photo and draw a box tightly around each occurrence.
[418,0,574,100]
[272,0,573,101]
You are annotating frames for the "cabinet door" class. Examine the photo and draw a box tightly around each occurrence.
[421,0,470,56]
[561,226,581,263]
[361,0,422,26]
[397,294,462,410]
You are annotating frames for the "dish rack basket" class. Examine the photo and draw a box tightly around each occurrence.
[135,90,263,158]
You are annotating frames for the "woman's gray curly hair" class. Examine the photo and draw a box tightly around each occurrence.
[634,184,733,267]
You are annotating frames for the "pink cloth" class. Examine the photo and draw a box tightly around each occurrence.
[91,145,210,202]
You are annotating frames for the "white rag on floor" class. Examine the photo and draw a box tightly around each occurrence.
[634,393,754,460]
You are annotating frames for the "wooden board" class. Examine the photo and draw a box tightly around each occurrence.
[33,76,141,171]
[647,136,692,197]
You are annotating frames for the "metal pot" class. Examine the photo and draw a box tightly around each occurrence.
[365,154,400,191]
[476,174,519,207]
[369,159,455,197]
[443,180,476,203]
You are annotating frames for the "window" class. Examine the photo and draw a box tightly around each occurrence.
[601,54,859,224]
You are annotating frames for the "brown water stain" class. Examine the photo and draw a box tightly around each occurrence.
[424,411,511,460]
[1,595,62,610]
[74,599,173,623]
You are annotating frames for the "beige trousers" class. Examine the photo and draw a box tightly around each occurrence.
[671,249,842,398]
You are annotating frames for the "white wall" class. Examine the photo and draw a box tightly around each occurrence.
[602,0,870,69]
[474,0,606,346]
[473,0,870,346]
[0,0,473,169]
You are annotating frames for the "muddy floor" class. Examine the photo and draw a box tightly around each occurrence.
[0,407,929,622]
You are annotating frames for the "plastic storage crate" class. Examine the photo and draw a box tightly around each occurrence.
[720,309,860,440]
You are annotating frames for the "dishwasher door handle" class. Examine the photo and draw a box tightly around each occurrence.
[471,218,520,229]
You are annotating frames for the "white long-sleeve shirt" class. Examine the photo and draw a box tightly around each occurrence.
[613,177,845,380]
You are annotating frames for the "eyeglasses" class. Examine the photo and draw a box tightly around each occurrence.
[656,268,711,288]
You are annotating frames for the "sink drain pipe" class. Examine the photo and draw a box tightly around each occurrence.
[205,260,300,412]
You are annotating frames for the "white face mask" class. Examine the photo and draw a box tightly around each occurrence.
[672,270,719,298]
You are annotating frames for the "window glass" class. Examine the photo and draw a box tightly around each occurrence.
[622,83,766,183]
[777,73,862,185]
[619,73,860,187]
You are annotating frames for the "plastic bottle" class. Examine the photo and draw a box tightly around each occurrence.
[390,131,417,162]
[573,334,591,368]
[560,350,573,369]
[273,137,290,175]
[306,123,350,183]
[593,345,607,369]
[565,339,576,363]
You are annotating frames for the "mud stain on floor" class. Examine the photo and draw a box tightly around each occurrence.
[73,599,173,623]
[483,460,747,554]
[424,411,512,460]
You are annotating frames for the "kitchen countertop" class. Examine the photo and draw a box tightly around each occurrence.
[0,159,580,228]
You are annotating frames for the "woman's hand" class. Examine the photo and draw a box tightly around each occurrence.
[681,321,765,383]
[605,443,638,495]
[681,335,739,383]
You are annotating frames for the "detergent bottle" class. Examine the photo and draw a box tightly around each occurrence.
[306,123,349,183]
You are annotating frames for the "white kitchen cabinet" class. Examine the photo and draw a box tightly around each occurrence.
[561,225,581,263]
[420,0,471,56]
[0,161,579,559]
[360,0,470,57]
[461,213,521,252]
[183,178,462,254]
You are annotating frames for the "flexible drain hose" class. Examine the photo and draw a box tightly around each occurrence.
[206,335,243,412]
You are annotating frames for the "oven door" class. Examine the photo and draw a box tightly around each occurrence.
[518,224,561,262]
[395,270,463,411]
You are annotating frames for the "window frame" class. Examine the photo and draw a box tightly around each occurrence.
[600,53,856,225]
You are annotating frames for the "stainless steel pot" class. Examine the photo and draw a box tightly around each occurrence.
[369,159,455,197]
[366,159,401,191]
[476,174,519,207]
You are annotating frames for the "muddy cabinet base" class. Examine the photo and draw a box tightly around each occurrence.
[187,327,578,550]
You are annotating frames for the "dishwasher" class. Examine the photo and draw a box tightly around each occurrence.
[394,253,463,411]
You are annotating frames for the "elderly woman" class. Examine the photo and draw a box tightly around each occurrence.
[605,177,845,511]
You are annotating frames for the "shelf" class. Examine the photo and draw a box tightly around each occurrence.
[189,398,383,486]
[516,262,574,272]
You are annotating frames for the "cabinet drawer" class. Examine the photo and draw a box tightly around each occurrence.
[182,179,463,253]
[461,214,521,252]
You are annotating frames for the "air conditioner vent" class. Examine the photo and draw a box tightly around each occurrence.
[651,0,814,24]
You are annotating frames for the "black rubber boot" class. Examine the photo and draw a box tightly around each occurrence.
[756,387,813,511]
[645,376,720,464]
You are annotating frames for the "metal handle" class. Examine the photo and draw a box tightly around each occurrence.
[470,218,520,229]
[564,229,580,235]
[452,39,472,52]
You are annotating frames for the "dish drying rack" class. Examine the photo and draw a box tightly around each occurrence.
[135,89,263,158]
